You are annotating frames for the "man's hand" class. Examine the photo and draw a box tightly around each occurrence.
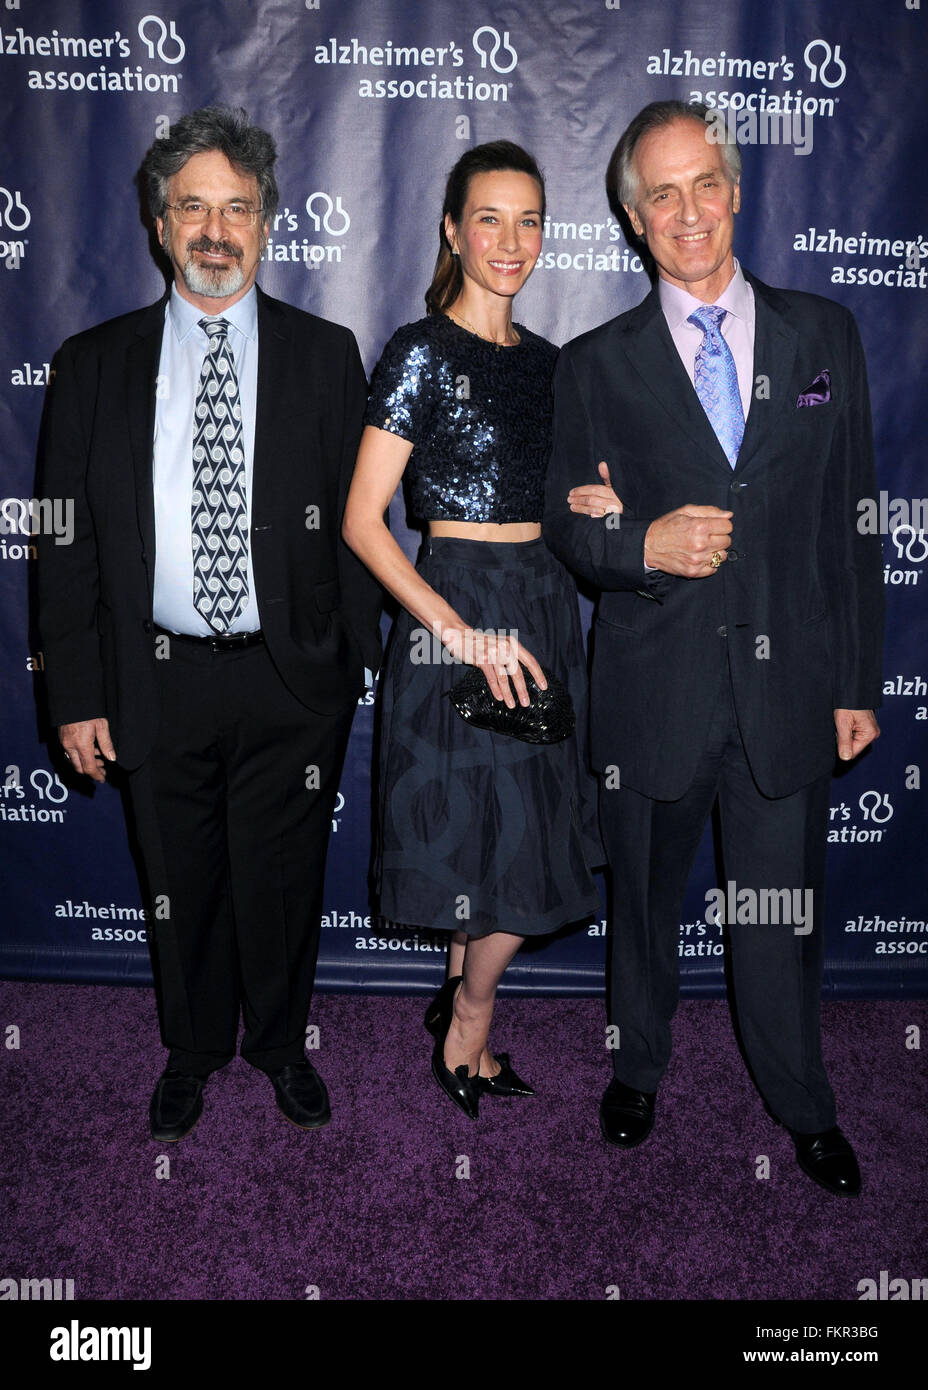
[59,718,116,782]
[834,709,880,761]
[568,461,624,518]
[644,505,733,577]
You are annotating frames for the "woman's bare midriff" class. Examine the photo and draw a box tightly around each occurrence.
[428,520,541,542]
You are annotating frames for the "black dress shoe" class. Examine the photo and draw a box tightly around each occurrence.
[479,1052,535,1097]
[599,1077,656,1148]
[424,975,463,1037]
[268,1061,331,1130]
[149,1068,205,1143]
[792,1125,862,1196]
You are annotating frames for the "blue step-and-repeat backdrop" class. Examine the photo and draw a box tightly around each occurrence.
[0,0,925,997]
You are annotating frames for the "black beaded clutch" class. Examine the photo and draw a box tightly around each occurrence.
[446,665,575,745]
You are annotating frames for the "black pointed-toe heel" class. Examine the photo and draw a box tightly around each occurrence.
[479,1052,535,1097]
[424,974,463,1037]
[431,1017,480,1121]
[431,1043,481,1121]
[428,976,480,1120]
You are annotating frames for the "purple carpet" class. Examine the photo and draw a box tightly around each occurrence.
[1,983,925,1301]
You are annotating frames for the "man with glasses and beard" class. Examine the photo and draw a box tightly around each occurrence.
[37,105,382,1141]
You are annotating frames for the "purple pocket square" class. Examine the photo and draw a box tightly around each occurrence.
[797,369,831,407]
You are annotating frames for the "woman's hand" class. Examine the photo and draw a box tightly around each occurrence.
[443,626,547,708]
[567,460,624,518]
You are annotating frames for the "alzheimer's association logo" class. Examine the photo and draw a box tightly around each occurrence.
[264,192,351,270]
[0,186,30,231]
[305,192,350,237]
[803,38,847,89]
[0,184,29,267]
[472,26,518,74]
[137,14,185,63]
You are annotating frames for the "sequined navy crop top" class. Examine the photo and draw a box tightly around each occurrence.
[363,314,558,523]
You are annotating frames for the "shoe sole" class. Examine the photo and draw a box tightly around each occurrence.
[278,1104,331,1131]
[481,1083,535,1097]
[150,1108,203,1143]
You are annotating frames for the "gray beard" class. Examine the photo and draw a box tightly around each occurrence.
[181,253,245,298]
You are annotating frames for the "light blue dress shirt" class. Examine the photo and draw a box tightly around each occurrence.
[152,285,261,635]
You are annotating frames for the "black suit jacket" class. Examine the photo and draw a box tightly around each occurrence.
[37,284,382,770]
[543,270,884,800]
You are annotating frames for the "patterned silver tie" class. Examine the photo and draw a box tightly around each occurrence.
[687,305,745,468]
[191,317,249,631]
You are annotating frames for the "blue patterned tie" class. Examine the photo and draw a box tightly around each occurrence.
[687,305,744,468]
[191,318,249,632]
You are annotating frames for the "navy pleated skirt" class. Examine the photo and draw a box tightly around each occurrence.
[375,535,603,938]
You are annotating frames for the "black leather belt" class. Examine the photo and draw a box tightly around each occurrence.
[153,624,264,652]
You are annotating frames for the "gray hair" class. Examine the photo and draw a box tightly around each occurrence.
[142,104,278,225]
[608,100,742,212]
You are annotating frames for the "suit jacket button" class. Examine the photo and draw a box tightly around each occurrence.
[717,625,728,638]
[142,619,152,633]
[727,549,739,561]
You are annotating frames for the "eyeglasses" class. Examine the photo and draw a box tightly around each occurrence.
[165,201,264,227]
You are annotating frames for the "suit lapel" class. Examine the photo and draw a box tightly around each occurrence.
[620,272,800,477]
[735,271,799,474]
[127,295,168,597]
[618,288,733,474]
[253,286,291,518]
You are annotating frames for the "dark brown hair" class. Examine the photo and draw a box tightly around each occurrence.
[425,140,546,315]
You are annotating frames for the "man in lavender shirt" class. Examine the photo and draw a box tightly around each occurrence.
[544,101,884,1195]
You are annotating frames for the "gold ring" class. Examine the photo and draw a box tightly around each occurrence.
[709,551,723,569]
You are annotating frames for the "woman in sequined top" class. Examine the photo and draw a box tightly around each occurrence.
[343,142,619,1122]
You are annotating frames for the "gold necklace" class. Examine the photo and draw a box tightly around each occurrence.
[447,308,520,350]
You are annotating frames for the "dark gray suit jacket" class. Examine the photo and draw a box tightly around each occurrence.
[543,270,884,800]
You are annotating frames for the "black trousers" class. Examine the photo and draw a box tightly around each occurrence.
[127,638,355,1078]
[599,668,837,1134]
